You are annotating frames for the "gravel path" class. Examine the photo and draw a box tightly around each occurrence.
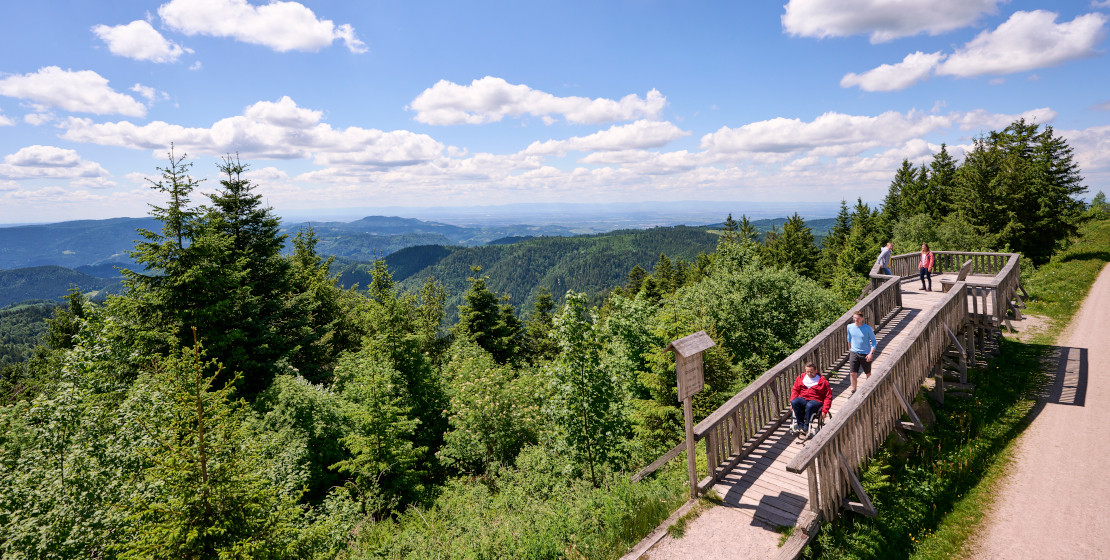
[970,263,1110,558]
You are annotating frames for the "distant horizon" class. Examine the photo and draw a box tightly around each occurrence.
[0,199,849,229]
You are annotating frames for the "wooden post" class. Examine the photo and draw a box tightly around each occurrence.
[666,331,716,499]
[683,397,697,499]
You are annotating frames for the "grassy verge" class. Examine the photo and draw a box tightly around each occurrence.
[807,339,1049,559]
[1022,216,1110,344]
[807,216,1110,559]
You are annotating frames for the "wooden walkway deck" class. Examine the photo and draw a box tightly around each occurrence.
[711,277,980,527]
[626,252,1021,558]
[629,274,986,558]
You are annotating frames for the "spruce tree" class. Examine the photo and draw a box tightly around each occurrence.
[454,267,522,365]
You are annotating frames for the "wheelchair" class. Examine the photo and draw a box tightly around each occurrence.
[789,405,828,440]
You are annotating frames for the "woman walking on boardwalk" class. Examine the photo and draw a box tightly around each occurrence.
[919,243,935,292]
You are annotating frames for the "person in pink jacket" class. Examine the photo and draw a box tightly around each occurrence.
[919,243,935,292]
[790,362,832,437]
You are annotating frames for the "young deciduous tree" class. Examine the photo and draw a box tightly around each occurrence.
[549,292,627,487]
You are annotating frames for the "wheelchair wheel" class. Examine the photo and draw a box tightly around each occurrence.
[807,412,821,438]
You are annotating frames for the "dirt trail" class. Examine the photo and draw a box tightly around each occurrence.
[970,263,1110,558]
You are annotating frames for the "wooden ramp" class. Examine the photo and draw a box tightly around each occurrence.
[627,282,961,559]
[709,304,921,529]
[625,250,1026,560]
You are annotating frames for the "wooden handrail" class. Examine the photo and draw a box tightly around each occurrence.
[633,249,1024,522]
[786,251,1021,519]
[786,281,969,518]
[633,277,904,486]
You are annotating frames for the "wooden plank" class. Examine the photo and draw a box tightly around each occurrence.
[891,382,925,432]
[838,452,877,517]
[631,439,687,482]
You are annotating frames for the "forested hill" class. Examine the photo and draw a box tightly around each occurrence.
[394,225,720,320]
[0,266,121,307]
[0,217,156,269]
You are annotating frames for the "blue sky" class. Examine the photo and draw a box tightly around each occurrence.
[1,0,1108,223]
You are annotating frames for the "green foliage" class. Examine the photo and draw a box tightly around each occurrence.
[119,336,304,559]
[0,300,55,367]
[349,444,687,560]
[284,227,364,384]
[332,348,426,516]
[762,213,819,279]
[523,288,560,364]
[676,255,840,382]
[892,213,991,254]
[248,374,349,503]
[454,267,522,365]
[438,341,545,473]
[549,292,629,486]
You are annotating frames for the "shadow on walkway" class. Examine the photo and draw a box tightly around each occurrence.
[1035,345,1087,407]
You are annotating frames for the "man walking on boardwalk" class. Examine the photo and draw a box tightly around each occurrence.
[876,242,893,275]
[846,310,877,395]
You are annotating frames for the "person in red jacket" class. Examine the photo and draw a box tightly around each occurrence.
[919,243,935,292]
[790,362,832,437]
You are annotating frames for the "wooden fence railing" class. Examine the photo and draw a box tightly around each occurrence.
[785,281,970,519]
[633,277,904,488]
[871,251,1022,328]
[933,252,1022,329]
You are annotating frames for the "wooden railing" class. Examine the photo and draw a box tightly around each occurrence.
[872,251,1022,328]
[785,281,970,519]
[934,252,1021,329]
[633,277,904,489]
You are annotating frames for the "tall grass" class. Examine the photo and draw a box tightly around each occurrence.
[1022,216,1110,343]
[348,445,688,559]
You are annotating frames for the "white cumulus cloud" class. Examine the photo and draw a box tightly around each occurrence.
[0,67,146,117]
[409,76,666,125]
[92,20,190,63]
[61,96,444,167]
[524,120,689,156]
[158,0,367,53]
[0,145,111,179]
[700,110,953,155]
[937,11,1108,77]
[782,0,1004,43]
[841,51,946,91]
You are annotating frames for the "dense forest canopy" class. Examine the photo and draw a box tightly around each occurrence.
[0,120,1099,558]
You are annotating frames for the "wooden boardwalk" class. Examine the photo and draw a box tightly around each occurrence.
[629,272,995,558]
[714,273,1002,528]
[625,249,1027,560]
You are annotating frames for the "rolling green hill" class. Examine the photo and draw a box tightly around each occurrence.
[0,217,156,269]
[393,226,719,321]
[0,266,122,307]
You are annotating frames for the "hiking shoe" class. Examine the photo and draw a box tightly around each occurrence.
[808,424,819,438]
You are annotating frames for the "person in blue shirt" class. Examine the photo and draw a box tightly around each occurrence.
[846,310,877,395]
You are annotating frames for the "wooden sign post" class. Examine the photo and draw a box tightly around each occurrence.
[665,331,715,499]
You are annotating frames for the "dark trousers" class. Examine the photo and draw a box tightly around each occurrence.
[920,267,932,291]
[791,397,822,429]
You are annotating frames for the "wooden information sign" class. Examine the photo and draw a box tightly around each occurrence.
[665,330,715,498]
